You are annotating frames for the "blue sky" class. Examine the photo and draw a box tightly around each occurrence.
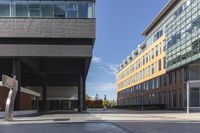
[86,0,168,100]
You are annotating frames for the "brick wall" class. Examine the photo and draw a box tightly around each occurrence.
[0,87,9,111]
[0,87,32,111]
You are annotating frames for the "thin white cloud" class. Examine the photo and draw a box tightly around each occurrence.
[105,63,119,75]
[91,55,119,76]
[92,56,103,64]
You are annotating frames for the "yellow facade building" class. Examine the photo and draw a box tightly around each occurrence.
[116,35,170,107]
[116,36,166,92]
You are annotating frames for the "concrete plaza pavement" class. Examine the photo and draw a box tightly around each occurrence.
[0,109,200,133]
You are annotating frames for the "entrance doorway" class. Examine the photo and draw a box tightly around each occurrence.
[47,100,78,111]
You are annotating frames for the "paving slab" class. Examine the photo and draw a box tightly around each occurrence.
[1,109,200,133]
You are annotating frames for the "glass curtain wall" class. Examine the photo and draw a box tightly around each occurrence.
[41,2,53,17]
[0,0,95,18]
[29,2,41,17]
[66,2,78,18]
[54,1,66,18]
[166,0,200,71]
[12,1,28,17]
[0,1,10,17]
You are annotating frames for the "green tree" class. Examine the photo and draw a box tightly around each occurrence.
[103,99,109,109]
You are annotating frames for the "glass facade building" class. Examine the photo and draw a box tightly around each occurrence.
[166,0,200,71]
[0,0,95,18]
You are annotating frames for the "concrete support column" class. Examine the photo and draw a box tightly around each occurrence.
[83,79,86,111]
[78,73,84,112]
[42,77,47,111]
[13,58,21,111]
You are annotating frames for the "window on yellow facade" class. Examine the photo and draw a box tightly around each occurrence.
[151,48,154,59]
[155,62,158,73]
[135,74,137,82]
[159,59,162,71]
[156,45,158,56]
[143,56,145,65]
[142,70,143,79]
[159,43,162,54]
[163,40,166,52]
[146,53,148,63]
[148,66,150,76]
[138,60,140,68]
[135,61,137,69]
[149,51,151,61]
[146,68,148,77]
[152,64,154,74]
[163,57,166,69]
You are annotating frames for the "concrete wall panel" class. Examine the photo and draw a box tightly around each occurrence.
[0,45,92,57]
[0,19,96,39]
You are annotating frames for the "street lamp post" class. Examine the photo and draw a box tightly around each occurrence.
[141,94,144,111]
[187,82,190,114]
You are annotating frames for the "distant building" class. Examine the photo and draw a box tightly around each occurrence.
[116,0,200,109]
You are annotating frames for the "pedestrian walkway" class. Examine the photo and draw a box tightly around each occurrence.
[1,109,200,133]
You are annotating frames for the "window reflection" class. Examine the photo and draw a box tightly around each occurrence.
[78,2,88,18]
[41,2,53,18]
[66,2,78,18]
[54,2,66,18]
[29,3,41,17]
[0,2,10,17]
[0,1,95,18]
[12,2,28,17]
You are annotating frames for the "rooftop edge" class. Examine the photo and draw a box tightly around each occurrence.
[142,0,179,36]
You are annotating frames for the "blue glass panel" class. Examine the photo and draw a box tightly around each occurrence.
[54,3,66,18]
[78,2,88,18]
[0,3,10,17]
[66,2,78,18]
[41,3,53,17]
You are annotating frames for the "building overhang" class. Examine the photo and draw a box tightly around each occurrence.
[0,18,96,39]
[0,44,93,58]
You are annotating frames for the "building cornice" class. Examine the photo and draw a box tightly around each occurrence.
[142,0,180,36]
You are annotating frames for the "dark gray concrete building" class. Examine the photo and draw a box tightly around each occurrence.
[0,0,96,112]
